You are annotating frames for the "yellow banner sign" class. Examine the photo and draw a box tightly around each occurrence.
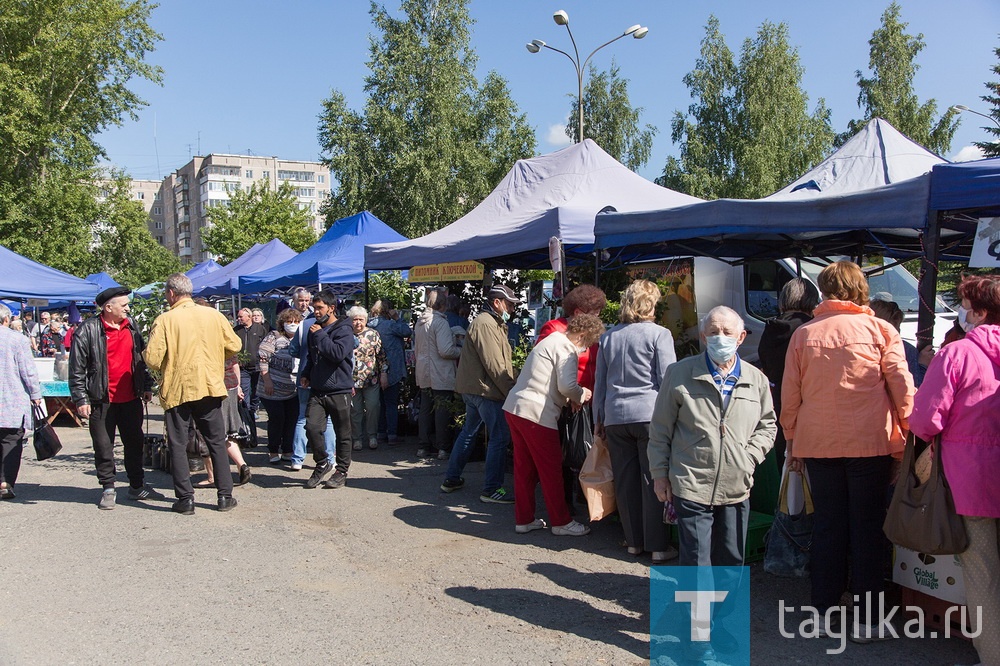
[408,261,484,283]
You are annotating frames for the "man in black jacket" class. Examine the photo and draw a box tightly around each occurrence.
[300,290,354,489]
[68,287,155,510]
[234,307,266,415]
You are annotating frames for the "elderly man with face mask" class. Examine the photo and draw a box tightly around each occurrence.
[648,305,776,568]
[69,287,155,510]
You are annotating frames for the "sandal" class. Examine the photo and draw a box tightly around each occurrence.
[193,479,215,488]
[0,484,14,500]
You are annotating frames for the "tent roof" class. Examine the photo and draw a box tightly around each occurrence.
[85,272,122,291]
[239,211,406,293]
[191,239,297,297]
[767,118,944,200]
[185,259,223,279]
[929,157,1000,214]
[595,120,951,263]
[0,245,101,301]
[364,139,701,270]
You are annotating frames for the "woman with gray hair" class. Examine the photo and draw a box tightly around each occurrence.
[0,303,42,499]
[757,278,819,468]
[594,280,677,563]
[348,305,388,450]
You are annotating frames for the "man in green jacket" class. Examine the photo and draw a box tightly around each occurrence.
[649,305,776,566]
[441,284,519,504]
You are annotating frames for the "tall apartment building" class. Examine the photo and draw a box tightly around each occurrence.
[127,154,330,264]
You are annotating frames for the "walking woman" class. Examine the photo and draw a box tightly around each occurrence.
[258,308,303,464]
[910,274,1000,666]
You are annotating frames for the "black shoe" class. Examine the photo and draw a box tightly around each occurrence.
[235,464,252,486]
[217,496,238,512]
[440,477,464,493]
[305,461,333,488]
[323,471,347,489]
[415,447,436,458]
[172,498,195,515]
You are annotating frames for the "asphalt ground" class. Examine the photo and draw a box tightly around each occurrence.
[0,402,980,665]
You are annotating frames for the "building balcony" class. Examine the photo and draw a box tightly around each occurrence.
[179,246,192,258]
[178,231,190,243]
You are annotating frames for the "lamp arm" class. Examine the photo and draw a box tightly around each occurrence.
[581,32,629,73]
[541,44,582,79]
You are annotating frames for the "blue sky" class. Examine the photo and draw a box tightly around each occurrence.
[98,0,1000,184]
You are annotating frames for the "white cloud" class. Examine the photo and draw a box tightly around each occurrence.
[950,144,985,162]
[545,122,572,148]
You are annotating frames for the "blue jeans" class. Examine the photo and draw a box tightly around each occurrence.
[292,387,334,466]
[445,394,510,495]
[378,380,402,438]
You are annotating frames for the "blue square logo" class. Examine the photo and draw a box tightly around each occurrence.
[650,566,750,665]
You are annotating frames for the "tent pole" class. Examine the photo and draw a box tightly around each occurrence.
[364,270,370,309]
[916,211,941,352]
[593,250,600,289]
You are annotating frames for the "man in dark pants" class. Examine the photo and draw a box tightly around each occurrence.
[234,307,266,415]
[69,287,155,510]
[300,290,354,489]
[144,274,243,514]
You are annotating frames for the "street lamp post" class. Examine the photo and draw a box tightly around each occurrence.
[951,104,1000,130]
[527,10,647,142]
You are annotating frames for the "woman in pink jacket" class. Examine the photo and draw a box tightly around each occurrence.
[910,274,1000,666]
[782,261,914,641]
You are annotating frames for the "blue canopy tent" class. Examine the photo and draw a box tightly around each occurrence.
[191,239,297,298]
[239,211,406,294]
[0,244,101,302]
[185,259,223,279]
[85,272,122,291]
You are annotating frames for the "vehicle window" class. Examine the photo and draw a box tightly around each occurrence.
[745,260,795,320]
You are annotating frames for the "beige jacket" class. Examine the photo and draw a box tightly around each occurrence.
[144,298,243,410]
[414,310,461,391]
[503,332,585,429]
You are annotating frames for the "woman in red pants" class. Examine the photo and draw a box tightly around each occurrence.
[502,314,605,536]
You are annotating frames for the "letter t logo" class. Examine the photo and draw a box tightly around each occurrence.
[675,590,728,641]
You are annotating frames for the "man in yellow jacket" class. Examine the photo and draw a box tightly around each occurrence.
[144,273,243,515]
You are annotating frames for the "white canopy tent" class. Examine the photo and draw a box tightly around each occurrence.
[364,139,702,270]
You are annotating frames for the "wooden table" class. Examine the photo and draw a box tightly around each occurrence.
[41,381,83,427]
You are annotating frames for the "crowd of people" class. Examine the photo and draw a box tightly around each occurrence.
[1,266,997,665]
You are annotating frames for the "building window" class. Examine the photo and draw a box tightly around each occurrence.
[278,169,314,182]
[263,170,270,179]
[157,236,164,244]
[246,170,253,179]
[152,206,162,215]
[136,191,145,200]
[318,175,325,183]
[154,221,163,229]
[154,192,162,201]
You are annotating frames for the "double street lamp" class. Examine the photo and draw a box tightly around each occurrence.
[951,104,1000,130]
[527,9,648,142]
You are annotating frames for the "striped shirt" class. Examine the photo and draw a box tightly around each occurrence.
[706,352,741,411]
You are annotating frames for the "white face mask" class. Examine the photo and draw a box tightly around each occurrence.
[957,306,975,333]
[284,323,299,335]
[705,334,740,364]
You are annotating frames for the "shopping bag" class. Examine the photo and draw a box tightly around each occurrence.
[559,405,593,469]
[764,468,814,578]
[32,404,63,461]
[235,398,258,449]
[883,433,968,555]
[578,433,615,521]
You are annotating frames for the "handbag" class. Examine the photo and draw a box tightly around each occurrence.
[578,433,616,521]
[764,468,814,578]
[883,433,968,556]
[234,398,258,449]
[32,404,63,461]
[559,405,593,469]
[142,402,169,472]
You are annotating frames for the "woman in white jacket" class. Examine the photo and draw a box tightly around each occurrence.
[503,314,605,536]
[414,288,461,458]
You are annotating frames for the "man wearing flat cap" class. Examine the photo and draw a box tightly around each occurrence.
[441,284,520,504]
[69,286,155,510]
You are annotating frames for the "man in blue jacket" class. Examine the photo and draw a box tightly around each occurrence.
[300,290,354,489]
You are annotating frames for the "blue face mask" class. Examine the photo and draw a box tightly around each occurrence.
[501,311,510,323]
[705,334,740,364]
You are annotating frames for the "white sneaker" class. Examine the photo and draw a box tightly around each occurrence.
[515,518,548,534]
[290,463,303,471]
[551,520,590,536]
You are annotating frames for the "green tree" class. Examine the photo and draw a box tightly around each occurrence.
[566,61,657,171]
[317,0,535,239]
[0,0,162,270]
[842,2,958,154]
[202,180,318,264]
[659,17,833,200]
[90,176,181,287]
[974,39,1000,158]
